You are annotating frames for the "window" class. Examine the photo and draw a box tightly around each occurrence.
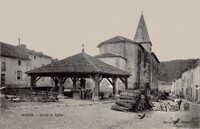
[18,60,21,66]
[34,56,36,59]
[1,62,6,71]
[17,71,22,80]
[199,69,200,83]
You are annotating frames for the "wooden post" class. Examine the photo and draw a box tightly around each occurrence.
[71,78,79,89]
[30,76,37,90]
[58,77,67,95]
[119,77,128,90]
[125,77,128,90]
[90,74,102,100]
[106,77,117,96]
[112,77,117,95]
[59,80,64,95]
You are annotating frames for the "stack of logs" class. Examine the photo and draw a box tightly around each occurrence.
[111,89,154,112]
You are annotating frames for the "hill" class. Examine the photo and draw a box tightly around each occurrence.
[158,59,199,83]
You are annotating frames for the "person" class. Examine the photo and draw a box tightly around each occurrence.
[91,87,95,101]
[177,99,182,110]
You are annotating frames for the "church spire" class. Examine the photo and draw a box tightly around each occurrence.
[133,13,151,43]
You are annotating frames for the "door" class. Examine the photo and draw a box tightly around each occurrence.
[196,89,198,102]
[1,74,5,86]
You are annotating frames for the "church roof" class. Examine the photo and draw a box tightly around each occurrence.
[94,53,127,60]
[97,35,146,52]
[97,35,134,48]
[151,52,160,63]
[133,14,151,43]
[26,51,131,77]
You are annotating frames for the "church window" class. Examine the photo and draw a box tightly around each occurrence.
[1,62,6,71]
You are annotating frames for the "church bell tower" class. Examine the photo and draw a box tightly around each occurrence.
[134,13,152,52]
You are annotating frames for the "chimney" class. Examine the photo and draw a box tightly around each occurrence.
[18,38,20,45]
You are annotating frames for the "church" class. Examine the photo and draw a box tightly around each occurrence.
[95,13,160,92]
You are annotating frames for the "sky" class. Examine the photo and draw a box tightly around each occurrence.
[0,0,200,61]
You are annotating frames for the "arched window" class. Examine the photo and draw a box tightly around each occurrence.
[1,62,6,71]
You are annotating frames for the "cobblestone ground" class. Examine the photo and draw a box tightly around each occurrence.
[0,98,199,129]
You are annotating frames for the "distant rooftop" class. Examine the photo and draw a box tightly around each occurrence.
[0,42,51,60]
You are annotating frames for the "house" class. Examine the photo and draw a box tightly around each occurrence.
[191,61,200,102]
[181,69,193,100]
[158,81,172,92]
[95,13,160,92]
[175,78,182,96]
[171,60,200,102]
[0,42,52,87]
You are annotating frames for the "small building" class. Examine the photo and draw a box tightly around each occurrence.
[26,50,131,100]
[191,61,200,102]
[181,69,193,100]
[171,61,200,102]
[175,78,182,97]
[0,42,52,87]
[158,81,172,92]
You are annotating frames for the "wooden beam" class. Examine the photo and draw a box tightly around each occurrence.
[107,77,117,95]
[30,76,37,89]
[124,77,128,90]
[35,76,42,83]
[51,77,56,82]
[119,77,128,90]
[89,75,95,82]
[52,77,59,87]
[99,77,104,83]
[63,77,68,84]
[106,78,113,86]
[112,77,117,95]
[71,77,79,89]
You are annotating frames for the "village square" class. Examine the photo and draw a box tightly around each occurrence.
[0,1,200,129]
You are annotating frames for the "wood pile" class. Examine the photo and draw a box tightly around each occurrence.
[111,89,154,112]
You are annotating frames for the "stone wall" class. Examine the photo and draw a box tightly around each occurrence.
[150,54,159,90]
[99,42,141,89]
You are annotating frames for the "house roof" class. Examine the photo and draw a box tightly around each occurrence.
[26,52,131,77]
[191,60,200,68]
[94,53,127,60]
[133,14,151,43]
[0,42,51,60]
[0,42,30,60]
[15,45,51,58]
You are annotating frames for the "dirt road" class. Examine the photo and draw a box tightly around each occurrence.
[0,99,199,129]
